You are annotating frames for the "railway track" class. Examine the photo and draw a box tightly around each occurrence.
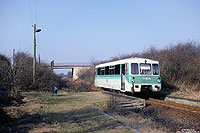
[102,91,146,109]
[103,91,200,117]
[146,98,200,117]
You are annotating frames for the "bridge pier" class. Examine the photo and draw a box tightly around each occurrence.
[72,67,90,80]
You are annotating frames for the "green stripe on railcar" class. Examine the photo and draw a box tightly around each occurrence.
[127,75,161,85]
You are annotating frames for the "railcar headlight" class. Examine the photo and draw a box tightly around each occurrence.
[157,77,161,83]
[132,77,135,83]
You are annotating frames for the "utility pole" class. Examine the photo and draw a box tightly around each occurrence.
[33,24,41,85]
[33,24,36,85]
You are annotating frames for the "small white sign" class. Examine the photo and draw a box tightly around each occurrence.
[140,65,150,70]
[142,77,151,80]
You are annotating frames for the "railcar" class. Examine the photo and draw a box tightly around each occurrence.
[95,58,161,93]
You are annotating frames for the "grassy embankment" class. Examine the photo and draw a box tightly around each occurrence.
[19,90,133,133]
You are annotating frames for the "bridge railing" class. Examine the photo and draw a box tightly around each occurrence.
[52,62,92,67]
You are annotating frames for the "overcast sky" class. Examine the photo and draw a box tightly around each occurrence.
[1,0,200,65]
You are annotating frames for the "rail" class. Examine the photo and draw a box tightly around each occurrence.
[146,98,200,117]
[102,90,200,117]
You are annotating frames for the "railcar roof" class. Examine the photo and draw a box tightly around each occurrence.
[95,58,159,68]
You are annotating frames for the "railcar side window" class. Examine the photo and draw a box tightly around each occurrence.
[97,68,101,75]
[140,63,152,75]
[152,64,160,75]
[131,63,139,74]
[105,66,109,75]
[109,66,115,75]
[115,64,120,75]
[100,67,105,75]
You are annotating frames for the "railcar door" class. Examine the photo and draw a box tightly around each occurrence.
[121,64,125,91]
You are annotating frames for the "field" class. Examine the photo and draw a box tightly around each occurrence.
[2,90,133,133]
[1,89,199,132]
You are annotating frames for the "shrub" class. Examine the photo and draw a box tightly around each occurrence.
[13,52,63,91]
[0,54,12,91]
[14,52,33,90]
[141,41,200,85]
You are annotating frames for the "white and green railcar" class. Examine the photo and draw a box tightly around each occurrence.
[95,58,161,93]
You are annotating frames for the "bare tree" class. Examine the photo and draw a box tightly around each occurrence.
[0,54,12,91]
[14,52,33,90]
[66,71,72,78]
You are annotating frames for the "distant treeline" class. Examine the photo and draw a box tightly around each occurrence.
[1,40,200,98]
[0,52,65,99]
[95,41,200,91]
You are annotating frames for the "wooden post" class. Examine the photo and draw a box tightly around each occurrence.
[33,24,36,85]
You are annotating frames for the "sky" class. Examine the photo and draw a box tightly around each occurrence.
[1,0,200,65]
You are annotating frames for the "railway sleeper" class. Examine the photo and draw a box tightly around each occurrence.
[118,101,142,105]
[118,105,145,110]
[118,102,145,108]
[118,102,144,106]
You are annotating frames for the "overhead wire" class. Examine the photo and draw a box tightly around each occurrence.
[28,0,33,25]
[28,0,41,58]
[35,0,37,24]
[28,0,38,25]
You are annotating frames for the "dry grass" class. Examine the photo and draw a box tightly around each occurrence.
[169,83,200,100]
[112,113,167,133]
[3,98,42,119]
[29,123,59,133]
[18,90,133,133]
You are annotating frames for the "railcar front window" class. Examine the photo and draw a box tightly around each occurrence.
[140,63,152,75]
[152,64,160,75]
[131,63,139,74]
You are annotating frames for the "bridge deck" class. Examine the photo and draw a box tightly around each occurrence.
[47,62,92,69]
[50,65,91,69]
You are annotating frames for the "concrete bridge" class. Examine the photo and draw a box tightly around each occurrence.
[49,61,92,80]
